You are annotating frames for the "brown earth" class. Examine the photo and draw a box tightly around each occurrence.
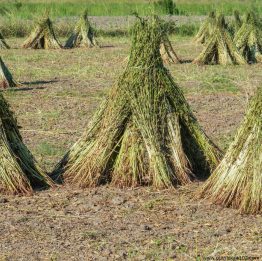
[0,36,261,260]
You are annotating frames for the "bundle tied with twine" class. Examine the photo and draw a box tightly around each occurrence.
[198,87,262,214]
[22,13,61,49]
[65,10,99,48]
[53,15,222,189]
[193,14,247,65]
[0,32,10,49]
[0,93,54,194]
[234,12,262,63]
[0,56,18,89]
[194,11,217,44]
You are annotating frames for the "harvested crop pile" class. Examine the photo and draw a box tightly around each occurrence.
[22,15,61,49]
[234,12,262,63]
[198,87,262,214]
[0,93,54,194]
[0,56,18,89]
[193,15,246,65]
[65,10,99,48]
[53,16,222,189]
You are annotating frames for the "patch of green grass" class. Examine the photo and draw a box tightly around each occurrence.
[0,0,261,18]
[36,142,63,157]
[204,73,239,94]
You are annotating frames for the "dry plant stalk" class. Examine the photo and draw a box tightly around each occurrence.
[193,15,247,65]
[234,12,262,63]
[194,11,216,44]
[53,16,222,189]
[22,15,61,49]
[0,32,10,49]
[198,87,262,214]
[0,56,18,89]
[65,11,99,48]
[0,93,54,195]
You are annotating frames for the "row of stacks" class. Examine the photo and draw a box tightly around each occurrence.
[0,16,261,214]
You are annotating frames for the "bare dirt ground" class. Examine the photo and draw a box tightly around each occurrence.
[0,36,261,260]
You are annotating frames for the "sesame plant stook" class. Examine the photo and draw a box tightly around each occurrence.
[0,93,54,195]
[0,56,18,89]
[53,15,222,189]
[234,11,262,63]
[198,87,262,214]
[65,10,99,48]
[22,14,62,49]
[193,14,246,65]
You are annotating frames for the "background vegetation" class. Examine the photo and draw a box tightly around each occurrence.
[0,0,261,18]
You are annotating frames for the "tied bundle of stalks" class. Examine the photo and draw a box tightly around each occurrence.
[0,32,10,49]
[53,16,221,189]
[22,14,61,49]
[198,87,262,214]
[0,93,54,195]
[234,12,262,63]
[0,57,18,89]
[194,11,216,44]
[193,15,247,65]
[65,10,99,48]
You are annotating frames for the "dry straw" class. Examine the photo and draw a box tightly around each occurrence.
[65,10,99,48]
[22,13,61,49]
[234,12,262,63]
[0,32,10,49]
[193,14,247,65]
[0,93,54,195]
[53,16,222,189]
[0,56,18,89]
[198,87,262,214]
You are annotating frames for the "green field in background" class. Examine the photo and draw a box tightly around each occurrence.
[0,0,261,18]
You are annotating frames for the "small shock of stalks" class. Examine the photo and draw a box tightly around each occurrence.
[193,14,247,65]
[53,15,222,189]
[22,13,62,49]
[197,87,262,214]
[0,93,54,195]
[0,56,18,89]
[234,11,262,63]
[65,10,99,48]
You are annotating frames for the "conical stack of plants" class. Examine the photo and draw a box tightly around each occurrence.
[0,32,10,49]
[193,15,247,65]
[0,93,54,194]
[194,11,216,44]
[22,14,61,49]
[198,87,262,214]
[0,56,18,89]
[53,16,222,189]
[234,12,262,63]
[65,10,99,48]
